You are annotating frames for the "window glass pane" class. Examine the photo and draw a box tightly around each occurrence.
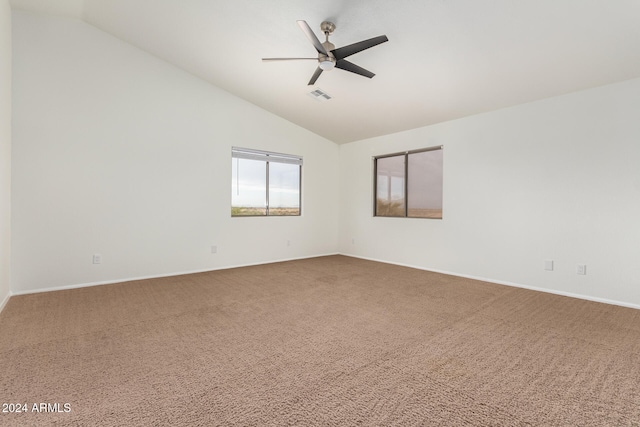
[231,158,267,216]
[269,162,300,216]
[376,155,405,217]
[408,149,443,218]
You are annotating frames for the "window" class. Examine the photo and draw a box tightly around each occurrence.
[374,146,443,219]
[232,147,302,216]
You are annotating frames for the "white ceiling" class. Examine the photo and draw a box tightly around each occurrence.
[10,0,640,144]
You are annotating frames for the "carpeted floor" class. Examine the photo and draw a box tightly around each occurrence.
[1,255,640,426]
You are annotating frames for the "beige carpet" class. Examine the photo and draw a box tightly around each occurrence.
[1,255,640,426]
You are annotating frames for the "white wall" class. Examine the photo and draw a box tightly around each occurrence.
[340,78,640,308]
[0,0,11,310]
[11,10,640,309]
[11,11,339,293]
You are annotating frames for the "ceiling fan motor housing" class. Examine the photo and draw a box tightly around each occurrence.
[320,40,336,68]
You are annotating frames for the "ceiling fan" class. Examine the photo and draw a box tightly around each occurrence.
[262,20,389,85]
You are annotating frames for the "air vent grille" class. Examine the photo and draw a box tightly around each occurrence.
[308,88,332,101]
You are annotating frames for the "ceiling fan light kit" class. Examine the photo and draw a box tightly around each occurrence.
[262,20,388,85]
[319,60,335,71]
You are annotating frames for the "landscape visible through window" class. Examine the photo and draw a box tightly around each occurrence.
[375,146,443,219]
[231,147,302,216]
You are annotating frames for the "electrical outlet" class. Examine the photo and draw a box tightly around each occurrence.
[92,254,102,264]
[544,260,554,271]
[287,240,291,247]
[577,264,587,275]
[211,245,217,254]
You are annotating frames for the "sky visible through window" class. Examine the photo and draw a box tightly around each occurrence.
[232,158,300,209]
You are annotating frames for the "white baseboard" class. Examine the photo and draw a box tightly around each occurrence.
[10,252,341,296]
[9,252,639,312]
[0,291,11,314]
[343,253,640,311]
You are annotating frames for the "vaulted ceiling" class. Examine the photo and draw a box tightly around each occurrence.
[10,0,640,144]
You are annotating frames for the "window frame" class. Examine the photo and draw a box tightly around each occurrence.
[373,145,443,219]
[231,147,302,217]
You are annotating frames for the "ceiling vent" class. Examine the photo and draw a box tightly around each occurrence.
[308,88,332,102]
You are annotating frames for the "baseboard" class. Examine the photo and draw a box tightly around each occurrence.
[342,253,640,311]
[10,252,341,296]
[0,291,11,314]
[10,252,638,311]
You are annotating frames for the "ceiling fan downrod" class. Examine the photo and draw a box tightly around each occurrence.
[319,21,336,70]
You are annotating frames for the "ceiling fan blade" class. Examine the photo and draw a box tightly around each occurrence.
[262,58,318,61]
[331,35,388,60]
[335,59,375,78]
[297,20,328,56]
[308,67,323,85]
